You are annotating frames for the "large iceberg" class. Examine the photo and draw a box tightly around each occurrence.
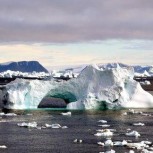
[2,65,153,109]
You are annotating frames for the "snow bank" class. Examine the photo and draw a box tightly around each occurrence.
[3,65,153,109]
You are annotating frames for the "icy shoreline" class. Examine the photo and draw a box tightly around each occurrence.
[1,64,153,110]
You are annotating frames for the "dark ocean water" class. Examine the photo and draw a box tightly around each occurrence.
[0,109,153,153]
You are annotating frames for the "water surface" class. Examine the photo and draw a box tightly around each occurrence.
[0,109,153,153]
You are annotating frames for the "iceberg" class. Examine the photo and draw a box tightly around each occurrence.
[2,64,153,110]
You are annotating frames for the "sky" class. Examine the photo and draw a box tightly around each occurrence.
[0,0,153,70]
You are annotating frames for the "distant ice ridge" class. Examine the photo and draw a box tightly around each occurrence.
[2,64,153,109]
[0,70,50,78]
[56,63,153,77]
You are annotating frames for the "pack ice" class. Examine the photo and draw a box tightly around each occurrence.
[2,65,153,109]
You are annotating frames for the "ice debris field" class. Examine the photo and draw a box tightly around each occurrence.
[1,64,153,110]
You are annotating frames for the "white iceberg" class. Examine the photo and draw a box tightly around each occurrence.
[3,65,153,110]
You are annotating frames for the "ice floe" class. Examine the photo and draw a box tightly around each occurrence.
[98,120,107,123]
[94,129,113,137]
[17,122,37,128]
[61,112,71,116]
[126,131,140,137]
[0,145,7,149]
[133,122,145,126]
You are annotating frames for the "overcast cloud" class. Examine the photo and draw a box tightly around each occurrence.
[0,0,153,43]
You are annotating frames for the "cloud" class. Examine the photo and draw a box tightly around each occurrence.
[0,0,153,43]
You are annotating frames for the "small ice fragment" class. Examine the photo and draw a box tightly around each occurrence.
[127,128,131,131]
[97,142,104,146]
[98,120,107,123]
[73,139,82,144]
[0,145,7,149]
[133,123,145,126]
[45,124,52,128]
[26,114,33,116]
[51,124,61,129]
[141,141,152,145]
[94,129,113,137]
[113,140,127,146]
[62,126,68,129]
[126,131,140,137]
[141,113,151,116]
[73,139,78,143]
[123,112,127,116]
[0,113,17,116]
[61,112,71,116]
[99,150,115,153]
[126,142,146,150]
[129,150,135,153]
[104,139,113,146]
[104,149,115,153]
[98,124,110,128]
[17,122,37,128]
[36,126,42,130]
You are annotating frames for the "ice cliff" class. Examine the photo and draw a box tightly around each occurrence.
[2,65,153,109]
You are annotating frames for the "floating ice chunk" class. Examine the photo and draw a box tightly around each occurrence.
[73,139,82,143]
[94,129,113,137]
[97,129,116,132]
[126,142,147,150]
[113,140,127,146]
[0,112,17,116]
[104,139,113,146]
[98,120,107,123]
[0,145,7,149]
[17,122,37,128]
[98,124,110,128]
[45,124,52,128]
[141,113,152,117]
[73,139,78,143]
[103,149,115,153]
[141,141,152,145]
[99,150,115,153]
[129,150,135,153]
[51,124,61,129]
[123,112,128,116]
[45,123,64,129]
[26,114,33,116]
[61,112,71,116]
[126,131,140,137]
[133,123,145,126]
[97,142,104,146]
[62,126,68,129]
[141,149,152,153]
[36,126,42,130]
[127,128,131,131]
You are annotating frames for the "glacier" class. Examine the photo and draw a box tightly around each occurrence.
[2,64,153,110]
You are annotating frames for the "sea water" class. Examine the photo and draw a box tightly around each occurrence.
[0,109,153,153]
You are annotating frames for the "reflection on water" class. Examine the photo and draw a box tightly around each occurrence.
[0,109,153,153]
